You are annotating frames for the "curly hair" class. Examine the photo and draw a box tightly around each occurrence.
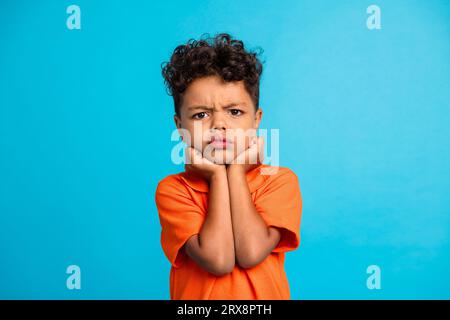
[161,33,264,116]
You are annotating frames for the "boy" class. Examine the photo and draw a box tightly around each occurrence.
[156,33,302,299]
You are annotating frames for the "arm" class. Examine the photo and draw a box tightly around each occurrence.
[183,148,235,276]
[227,164,281,269]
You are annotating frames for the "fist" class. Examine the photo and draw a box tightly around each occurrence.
[185,146,226,182]
[228,136,264,174]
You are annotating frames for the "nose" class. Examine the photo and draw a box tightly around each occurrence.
[211,111,227,131]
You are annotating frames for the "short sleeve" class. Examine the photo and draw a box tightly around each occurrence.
[155,177,205,268]
[254,169,302,253]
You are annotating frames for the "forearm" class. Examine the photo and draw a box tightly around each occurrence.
[227,166,276,268]
[187,169,235,273]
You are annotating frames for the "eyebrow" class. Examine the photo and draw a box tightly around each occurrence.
[187,102,248,111]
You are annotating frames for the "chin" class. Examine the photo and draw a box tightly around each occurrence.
[204,149,235,165]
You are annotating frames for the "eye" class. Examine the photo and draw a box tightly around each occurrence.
[192,112,209,120]
[229,109,243,116]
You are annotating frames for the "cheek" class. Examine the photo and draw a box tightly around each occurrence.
[230,130,256,151]
[182,124,208,148]
[195,130,212,153]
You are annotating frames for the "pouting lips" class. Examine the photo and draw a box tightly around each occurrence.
[209,136,232,148]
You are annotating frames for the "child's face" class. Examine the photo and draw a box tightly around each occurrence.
[174,75,263,165]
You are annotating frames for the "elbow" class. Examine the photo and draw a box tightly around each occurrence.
[207,258,235,276]
[187,239,235,276]
[236,258,259,270]
[236,251,264,269]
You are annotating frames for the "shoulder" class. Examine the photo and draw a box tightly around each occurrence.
[255,166,302,207]
[155,172,188,198]
[155,172,206,217]
[156,172,184,188]
[261,165,299,183]
[255,165,301,195]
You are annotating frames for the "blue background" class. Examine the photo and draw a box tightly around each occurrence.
[1,0,449,299]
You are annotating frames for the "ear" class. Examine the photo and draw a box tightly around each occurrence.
[174,114,184,140]
[174,114,182,129]
[254,107,263,129]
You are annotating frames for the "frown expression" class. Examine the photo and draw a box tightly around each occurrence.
[174,75,263,164]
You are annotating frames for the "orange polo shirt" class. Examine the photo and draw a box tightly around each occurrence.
[155,164,302,300]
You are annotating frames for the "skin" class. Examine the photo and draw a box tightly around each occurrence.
[174,75,281,276]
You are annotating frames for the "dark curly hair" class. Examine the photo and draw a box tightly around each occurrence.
[161,33,264,117]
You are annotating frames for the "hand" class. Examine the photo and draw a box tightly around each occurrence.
[185,146,226,182]
[227,136,264,174]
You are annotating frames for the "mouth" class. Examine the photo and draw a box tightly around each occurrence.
[209,136,232,149]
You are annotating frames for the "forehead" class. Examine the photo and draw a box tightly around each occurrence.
[182,76,252,108]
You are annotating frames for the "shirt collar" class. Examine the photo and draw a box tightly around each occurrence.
[180,164,271,193]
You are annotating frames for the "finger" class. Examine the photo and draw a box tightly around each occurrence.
[248,136,261,152]
[248,138,260,164]
[191,147,204,165]
[250,135,257,146]
[258,135,265,147]
[185,147,193,164]
[256,136,265,163]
